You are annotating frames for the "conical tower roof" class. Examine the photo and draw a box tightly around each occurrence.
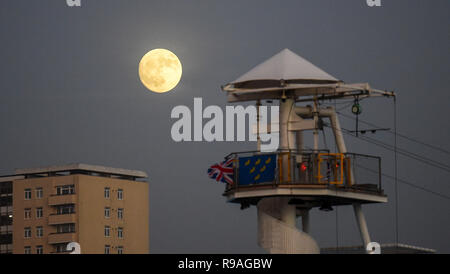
[222,48,394,103]
[231,48,339,88]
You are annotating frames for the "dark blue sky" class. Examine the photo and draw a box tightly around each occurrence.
[0,0,449,253]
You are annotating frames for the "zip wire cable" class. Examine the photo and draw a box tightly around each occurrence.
[394,97,399,246]
[301,146,450,200]
[348,129,450,172]
[354,163,450,201]
[331,125,450,173]
[337,111,450,156]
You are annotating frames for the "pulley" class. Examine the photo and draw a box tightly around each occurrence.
[352,101,362,115]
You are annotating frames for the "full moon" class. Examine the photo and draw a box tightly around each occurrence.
[138,49,182,93]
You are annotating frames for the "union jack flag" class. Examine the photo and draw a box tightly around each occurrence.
[208,158,234,185]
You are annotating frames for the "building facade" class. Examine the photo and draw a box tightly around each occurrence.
[0,176,20,254]
[2,164,148,254]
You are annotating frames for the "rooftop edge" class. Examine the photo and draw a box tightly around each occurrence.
[14,163,148,179]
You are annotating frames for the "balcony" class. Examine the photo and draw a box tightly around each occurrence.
[48,232,76,244]
[48,194,77,206]
[223,150,386,206]
[48,214,76,225]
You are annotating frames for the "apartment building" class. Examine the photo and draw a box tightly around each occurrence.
[0,164,149,254]
[0,176,21,254]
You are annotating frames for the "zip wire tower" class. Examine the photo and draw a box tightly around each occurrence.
[221,49,395,254]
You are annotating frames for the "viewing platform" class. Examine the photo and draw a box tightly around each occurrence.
[223,150,387,208]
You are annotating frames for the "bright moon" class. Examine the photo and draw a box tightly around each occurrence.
[138,49,182,93]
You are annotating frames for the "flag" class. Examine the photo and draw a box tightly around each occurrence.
[208,158,234,185]
[238,154,276,186]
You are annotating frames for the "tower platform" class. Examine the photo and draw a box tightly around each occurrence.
[224,183,387,207]
[223,151,387,208]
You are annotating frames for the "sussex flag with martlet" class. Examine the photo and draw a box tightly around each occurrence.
[238,154,276,186]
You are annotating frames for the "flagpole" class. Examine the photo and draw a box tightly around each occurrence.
[256,99,261,152]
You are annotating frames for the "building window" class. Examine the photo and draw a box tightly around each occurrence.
[36,187,43,199]
[104,245,110,254]
[24,246,31,254]
[0,244,11,254]
[0,206,12,217]
[0,244,12,254]
[0,225,10,235]
[104,207,110,218]
[36,226,43,238]
[118,208,123,220]
[24,189,31,200]
[118,227,123,239]
[24,227,31,238]
[36,245,43,254]
[55,244,67,253]
[36,207,43,219]
[56,185,75,195]
[104,187,110,199]
[57,204,75,215]
[117,246,123,254]
[117,189,123,200]
[104,226,110,237]
[24,208,31,219]
[56,223,75,233]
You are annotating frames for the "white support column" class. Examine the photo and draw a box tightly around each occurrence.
[296,131,304,152]
[300,209,310,233]
[353,203,371,249]
[313,99,319,151]
[288,131,296,151]
[295,131,304,170]
[280,98,294,182]
[280,199,297,228]
[280,98,294,150]
[323,107,347,154]
[320,107,354,185]
[256,100,261,152]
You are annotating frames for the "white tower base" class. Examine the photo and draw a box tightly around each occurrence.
[257,197,320,254]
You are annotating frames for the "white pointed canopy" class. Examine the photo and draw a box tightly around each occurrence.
[232,48,339,84]
[222,48,394,102]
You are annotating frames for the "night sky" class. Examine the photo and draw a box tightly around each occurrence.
[0,0,449,253]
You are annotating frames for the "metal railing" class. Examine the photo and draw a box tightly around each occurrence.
[224,150,382,193]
